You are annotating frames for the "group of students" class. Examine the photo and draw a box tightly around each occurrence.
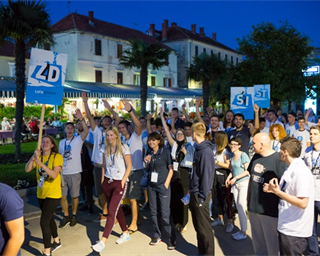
[17,95,320,256]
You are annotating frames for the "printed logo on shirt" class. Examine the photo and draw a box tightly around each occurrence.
[253,163,265,173]
[251,174,264,184]
[297,136,303,141]
[286,130,290,135]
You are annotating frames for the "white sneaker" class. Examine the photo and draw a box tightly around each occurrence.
[233,232,247,240]
[116,233,130,244]
[225,223,234,233]
[92,240,105,252]
[231,230,242,237]
[211,218,224,227]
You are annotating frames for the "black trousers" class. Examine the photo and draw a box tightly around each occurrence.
[190,194,214,256]
[38,198,60,248]
[170,168,190,228]
[278,231,308,256]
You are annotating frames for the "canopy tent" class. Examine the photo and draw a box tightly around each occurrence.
[0,77,202,99]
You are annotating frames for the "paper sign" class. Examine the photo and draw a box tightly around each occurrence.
[254,84,270,108]
[26,48,67,106]
[230,87,254,119]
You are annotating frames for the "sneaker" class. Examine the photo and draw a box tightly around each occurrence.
[116,233,130,244]
[211,218,224,227]
[51,239,62,253]
[70,216,77,227]
[231,230,242,237]
[225,223,234,233]
[233,232,247,241]
[92,240,105,252]
[149,237,161,245]
[42,253,52,256]
[94,214,107,223]
[59,217,70,228]
[167,240,176,250]
[88,206,93,216]
[79,205,89,212]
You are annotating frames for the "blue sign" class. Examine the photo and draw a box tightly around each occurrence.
[230,87,254,119]
[254,84,270,108]
[26,48,68,106]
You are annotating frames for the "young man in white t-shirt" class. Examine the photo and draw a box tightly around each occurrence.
[265,109,284,128]
[58,109,88,227]
[118,100,144,233]
[293,116,311,158]
[285,111,298,137]
[263,137,314,255]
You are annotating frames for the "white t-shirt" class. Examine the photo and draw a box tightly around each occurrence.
[266,119,284,128]
[213,148,229,169]
[260,127,269,134]
[278,158,314,237]
[186,136,196,146]
[91,126,105,165]
[122,132,144,170]
[59,135,84,175]
[104,144,131,180]
[293,129,310,158]
[285,123,298,137]
[271,140,281,152]
[304,146,320,201]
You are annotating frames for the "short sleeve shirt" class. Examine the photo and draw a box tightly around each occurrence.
[35,153,64,199]
[122,132,144,170]
[91,126,105,165]
[228,127,251,155]
[248,152,286,217]
[0,183,24,256]
[293,130,310,158]
[104,144,131,180]
[59,135,84,175]
[304,146,320,201]
[230,152,250,183]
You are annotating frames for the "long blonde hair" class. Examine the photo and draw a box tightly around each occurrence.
[105,126,123,157]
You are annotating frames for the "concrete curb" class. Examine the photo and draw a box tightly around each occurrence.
[16,186,37,197]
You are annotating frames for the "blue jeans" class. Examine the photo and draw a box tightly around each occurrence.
[306,200,320,256]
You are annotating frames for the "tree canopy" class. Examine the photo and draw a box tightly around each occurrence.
[119,39,171,117]
[235,21,315,107]
[0,0,54,160]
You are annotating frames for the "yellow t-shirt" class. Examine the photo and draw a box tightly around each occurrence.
[35,153,64,199]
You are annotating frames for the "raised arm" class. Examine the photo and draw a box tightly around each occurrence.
[182,103,192,123]
[195,99,204,124]
[75,108,89,141]
[153,103,159,119]
[160,107,175,147]
[82,91,96,131]
[146,114,152,134]
[102,99,121,128]
[122,99,141,136]
[253,104,260,129]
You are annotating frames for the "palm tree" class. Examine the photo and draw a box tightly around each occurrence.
[0,0,54,160]
[119,39,171,117]
[186,52,228,112]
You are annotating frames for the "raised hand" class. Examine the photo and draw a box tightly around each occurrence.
[253,103,259,112]
[147,114,152,121]
[82,91,88,103]
[195,99,202,106]
[74,108,83,120]
[182,104,186,110]
[121,99,132,112]
[160,107,164,116]
[102,99,111,110]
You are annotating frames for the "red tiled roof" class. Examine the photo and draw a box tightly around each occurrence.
[0,41,31,58]
[52,13,172,50]
[157,25,237,53]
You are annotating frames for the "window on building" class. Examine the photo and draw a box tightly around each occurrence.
[151,76,156,86]
[195,46,198,56]
[163,78,171,88]
[210,50,214,56]
[236,57,239,65]
[133,74,140,85]
[117,44,123,58]
[218,52,221,59]
[231,56,234,65]
[164,56,169,66]
[203,48,206,54]
[8,62,15,77]
[225,54,228,64]
[95,70,102,83]
[95,39,101,56]
[117,72,123,84]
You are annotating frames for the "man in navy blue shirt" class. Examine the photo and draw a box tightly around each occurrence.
[0,183,24,256]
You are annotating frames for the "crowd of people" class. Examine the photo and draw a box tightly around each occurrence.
[2,93,320,256]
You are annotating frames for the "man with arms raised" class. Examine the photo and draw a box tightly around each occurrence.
[118,100,144,233]
[248,133,286,255]
[59,109,89,227]
[264,137,314,256]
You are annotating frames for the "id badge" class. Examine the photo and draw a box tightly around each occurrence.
[185,161,193,166]
[108,166,119,176]
[38,176,45,188]
[151,172,158,183]
[173,162,179,171]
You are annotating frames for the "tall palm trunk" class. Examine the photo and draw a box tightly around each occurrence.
[202,78,210,115]
[14,39,26,161]
[140,65,148,117]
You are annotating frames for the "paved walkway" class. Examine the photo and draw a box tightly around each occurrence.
[21,191,256,256]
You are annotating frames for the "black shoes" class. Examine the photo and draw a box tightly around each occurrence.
[70,215,77,227]
[167,240,176,250]
[58,216,70,228]
[149,237,161,245]
[51,239,62,253]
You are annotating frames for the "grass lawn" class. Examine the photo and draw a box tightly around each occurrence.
[0,139,61,187]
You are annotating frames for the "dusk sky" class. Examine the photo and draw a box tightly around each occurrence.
[43,0,320,52]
